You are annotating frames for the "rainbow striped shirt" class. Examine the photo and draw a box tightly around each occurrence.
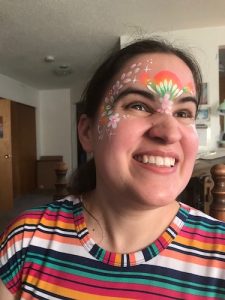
[0,196,225,299]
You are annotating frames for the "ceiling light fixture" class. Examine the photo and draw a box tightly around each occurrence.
[53,64,72,76]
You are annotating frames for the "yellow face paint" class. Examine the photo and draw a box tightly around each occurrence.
[98,59,195,140]
[139,70,194,115]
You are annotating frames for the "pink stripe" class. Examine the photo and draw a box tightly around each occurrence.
[103,251,111,264]
[158,235,170,247]
[41,214,74,223]
[155,239,163,251]
[180,229,225,245]
[22,264,219,299]
[108,252,116,264]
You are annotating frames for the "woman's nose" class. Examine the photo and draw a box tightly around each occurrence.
[147,114,182,144]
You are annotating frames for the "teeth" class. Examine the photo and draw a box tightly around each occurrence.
[143,155,148,163]
[164,157,171,167]
[156,156,163,166]
[135,155,176,167]
[149,156,155,164]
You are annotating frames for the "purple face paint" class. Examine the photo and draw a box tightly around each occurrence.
[98,59,195,140]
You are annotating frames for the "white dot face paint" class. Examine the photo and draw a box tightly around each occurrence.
[98,56,196,140]
[98,62,144,139]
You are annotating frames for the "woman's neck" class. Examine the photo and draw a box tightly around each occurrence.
[82,190,180,254]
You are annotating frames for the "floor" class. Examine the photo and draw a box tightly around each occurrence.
[0,190,54,232]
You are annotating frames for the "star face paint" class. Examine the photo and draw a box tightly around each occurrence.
[98,57,195,140]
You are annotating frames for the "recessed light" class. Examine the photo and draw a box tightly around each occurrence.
[53,65,72,76]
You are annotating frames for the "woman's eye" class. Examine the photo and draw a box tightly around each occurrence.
[127,102,150,112]
[174,110,194,119]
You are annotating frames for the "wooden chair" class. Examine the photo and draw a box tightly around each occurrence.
[209,164,225,222]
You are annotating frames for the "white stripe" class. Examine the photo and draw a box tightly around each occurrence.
[174,215,184,228]
[171,242,225,260]
[58,195,79,205]
[167,227,176,237]
[135,250,145,263]
[30,236,96,260]
[1,224,36,247]
[23,285,63,300]
[148,254,225,278]
[123,254,127,267]
[0,237,31,265]
[37,224,78,237]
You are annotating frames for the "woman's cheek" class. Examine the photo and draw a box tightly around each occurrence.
[97,112,132,140]
[185,123,199,153]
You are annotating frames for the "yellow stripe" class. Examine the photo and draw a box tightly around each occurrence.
[176,236,225,251]
[26,275,133,300]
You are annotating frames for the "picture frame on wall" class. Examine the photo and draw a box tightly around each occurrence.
[196,106,210,122]
[200,82,208,105]
[196,126,210,151]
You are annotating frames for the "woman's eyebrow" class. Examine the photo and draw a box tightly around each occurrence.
[114,87,155,103]
[177,96,198,108]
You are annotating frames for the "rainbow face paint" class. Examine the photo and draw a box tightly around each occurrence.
[98,58,195,140]
[145,70,193,115]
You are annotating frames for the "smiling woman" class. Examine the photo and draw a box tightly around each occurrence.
[1,37,225,300]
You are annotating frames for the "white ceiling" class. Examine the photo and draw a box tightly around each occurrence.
[1,0,225,89]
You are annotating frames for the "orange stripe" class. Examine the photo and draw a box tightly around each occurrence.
[1,231,34,256]
[26,275,132,300]
[34,230,80,246]
[129,253,136,265]
[175,236,225,251]
[162,248,225,268]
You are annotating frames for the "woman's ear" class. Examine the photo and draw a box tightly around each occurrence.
[78,114,94,153]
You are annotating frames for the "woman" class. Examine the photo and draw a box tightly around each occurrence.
[1,38,225,300]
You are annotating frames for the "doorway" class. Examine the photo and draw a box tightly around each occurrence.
[0,99,37,212]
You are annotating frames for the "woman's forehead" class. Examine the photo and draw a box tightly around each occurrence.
[105,53,196,100]
[119,53,195,84]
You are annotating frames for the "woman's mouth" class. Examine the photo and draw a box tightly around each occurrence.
[134,154,176,167]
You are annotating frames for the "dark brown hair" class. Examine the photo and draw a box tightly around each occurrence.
[69,37,202,195]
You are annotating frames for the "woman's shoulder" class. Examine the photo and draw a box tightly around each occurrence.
[0,195,82,294]
[0,195,81,241]
[180,202,225,231]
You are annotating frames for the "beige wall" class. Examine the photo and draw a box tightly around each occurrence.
[38,89,72,174]
[2,25,225,176]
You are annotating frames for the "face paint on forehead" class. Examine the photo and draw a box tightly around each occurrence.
[142,70,194,115]
[97,59,195,140]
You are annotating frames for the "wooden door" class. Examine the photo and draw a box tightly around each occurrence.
[0,99,13,212]
[0,99,36,212]
[11,101,36,197]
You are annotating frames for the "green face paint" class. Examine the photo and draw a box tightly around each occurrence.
[98,59,195,140]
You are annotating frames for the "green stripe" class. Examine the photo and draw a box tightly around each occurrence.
[26,252,225,297]
[185,221,225,233]
[1,254,25,283]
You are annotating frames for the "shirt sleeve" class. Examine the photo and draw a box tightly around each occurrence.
[0,212,33,294]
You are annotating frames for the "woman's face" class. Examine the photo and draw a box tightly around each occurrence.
[80,53,199,208]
